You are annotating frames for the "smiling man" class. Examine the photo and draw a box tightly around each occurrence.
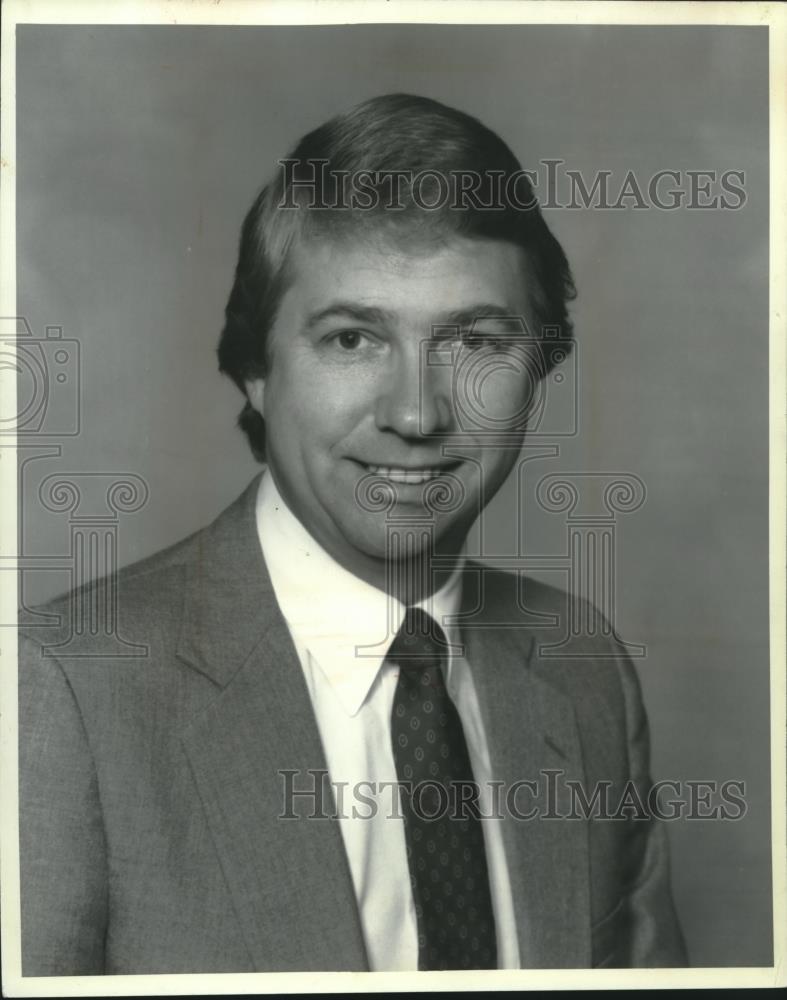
[19,94,687,975]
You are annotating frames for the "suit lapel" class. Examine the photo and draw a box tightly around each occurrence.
[177,476,368,971]
[461,572,591,968]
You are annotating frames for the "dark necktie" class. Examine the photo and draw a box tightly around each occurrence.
[388,606,498,970]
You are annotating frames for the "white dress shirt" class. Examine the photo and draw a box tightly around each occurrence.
[256,469,520,971]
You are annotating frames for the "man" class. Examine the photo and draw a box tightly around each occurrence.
[18,94,687,974]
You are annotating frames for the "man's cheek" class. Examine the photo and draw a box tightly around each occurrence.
[475,373,530,428]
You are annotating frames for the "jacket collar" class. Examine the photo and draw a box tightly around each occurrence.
[176,473,369,970]
[176,472,280,686]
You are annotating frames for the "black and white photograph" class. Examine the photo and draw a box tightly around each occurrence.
[1,0,784,993]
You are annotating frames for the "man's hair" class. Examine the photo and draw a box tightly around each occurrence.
[217,93,576,461]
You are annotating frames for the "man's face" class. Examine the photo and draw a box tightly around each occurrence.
[246,232,539,582]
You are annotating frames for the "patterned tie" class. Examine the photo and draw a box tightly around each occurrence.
[388,606,498,970]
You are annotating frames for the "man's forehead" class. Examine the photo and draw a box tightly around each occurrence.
[281,232,533,319]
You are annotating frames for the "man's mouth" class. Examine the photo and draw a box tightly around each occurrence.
[360,463,459,485]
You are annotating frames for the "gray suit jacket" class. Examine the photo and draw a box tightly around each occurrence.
[19,475,687,975]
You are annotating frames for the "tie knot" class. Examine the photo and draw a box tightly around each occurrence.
[388,607,448,672]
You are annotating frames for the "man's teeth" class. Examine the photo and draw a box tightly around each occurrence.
[366,465,447,484]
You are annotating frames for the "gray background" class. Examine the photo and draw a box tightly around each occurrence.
[15,25,771,967]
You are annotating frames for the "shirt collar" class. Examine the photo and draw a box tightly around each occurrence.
[255,469,464,717]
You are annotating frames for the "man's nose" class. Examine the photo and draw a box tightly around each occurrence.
[374,345,454,438]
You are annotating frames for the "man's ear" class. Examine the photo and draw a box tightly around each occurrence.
[245,378,265,416]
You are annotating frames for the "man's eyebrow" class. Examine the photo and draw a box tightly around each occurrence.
[431,304,526,332]
[303,302,525,333]
[303,302,394,331]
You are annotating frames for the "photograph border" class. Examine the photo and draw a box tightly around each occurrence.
[1,0,784,994]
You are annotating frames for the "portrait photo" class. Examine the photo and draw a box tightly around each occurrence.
[1,1,784,994]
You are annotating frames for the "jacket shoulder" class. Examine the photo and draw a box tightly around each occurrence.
[464,559,582,624]
[465,561,636,705]
[19,523,205,653]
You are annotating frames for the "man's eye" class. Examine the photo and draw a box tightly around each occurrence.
[334,330,365,350]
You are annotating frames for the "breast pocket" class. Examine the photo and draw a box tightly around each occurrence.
[591,897,628,968]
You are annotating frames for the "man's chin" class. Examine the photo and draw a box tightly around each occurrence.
[338,512,468,564]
